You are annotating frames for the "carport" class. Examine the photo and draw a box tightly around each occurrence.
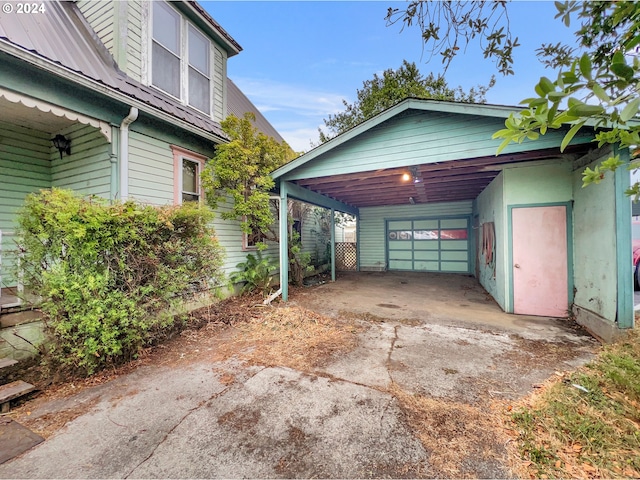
[271,99,634,340]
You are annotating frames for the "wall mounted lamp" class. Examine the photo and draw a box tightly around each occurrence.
[52,134,71,160]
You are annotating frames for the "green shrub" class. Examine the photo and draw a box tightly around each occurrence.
[16,189,224,375]
[230,251,277,295]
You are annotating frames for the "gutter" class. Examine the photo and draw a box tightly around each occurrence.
[0,40,228,145]
[119,107,138,199]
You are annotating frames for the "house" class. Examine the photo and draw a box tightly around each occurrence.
[271,99,634,341]
[0,0,301,312]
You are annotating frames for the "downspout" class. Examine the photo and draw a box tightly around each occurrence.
[119,107,139,200]
[109,124,118,201]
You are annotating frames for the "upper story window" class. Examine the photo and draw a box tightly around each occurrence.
[151,2,211,114]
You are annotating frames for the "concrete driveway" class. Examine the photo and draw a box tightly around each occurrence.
[0,272,599,478]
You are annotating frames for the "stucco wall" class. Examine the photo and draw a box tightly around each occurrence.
[474,173,505,309]
[572,154,618,326]
[503,160,573,205]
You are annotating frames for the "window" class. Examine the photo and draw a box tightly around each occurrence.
[244,226,267,250]
[151,2,211,114]
[152,2,181,98]
[188,26,210,112]
[182,159,199,202]
[171,146,207,204]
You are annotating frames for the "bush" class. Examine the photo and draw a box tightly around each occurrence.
[16,189,225,375]
[230,251,277,296]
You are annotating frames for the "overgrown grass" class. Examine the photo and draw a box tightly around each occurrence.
[509,330,640,478]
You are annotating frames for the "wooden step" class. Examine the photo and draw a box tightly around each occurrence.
[0,358,18,370]
[0,380,35,413]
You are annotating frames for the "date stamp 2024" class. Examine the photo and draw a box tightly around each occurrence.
[2,3,46,14]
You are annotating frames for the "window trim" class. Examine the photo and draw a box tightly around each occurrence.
[242,218,267,251]
[171,145,207,205]
[149,1,213,116]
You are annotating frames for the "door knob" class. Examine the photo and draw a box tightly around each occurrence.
[514,264,520,268]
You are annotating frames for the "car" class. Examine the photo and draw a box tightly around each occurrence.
[633,221,640,290]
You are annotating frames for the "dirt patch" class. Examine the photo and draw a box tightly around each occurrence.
[210,303,363,371]
[10,396,100,439]
[498,335,596,371]
[338,309,422,327]
[389,383,513,479]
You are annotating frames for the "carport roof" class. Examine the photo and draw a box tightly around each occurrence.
[272,98,596,209]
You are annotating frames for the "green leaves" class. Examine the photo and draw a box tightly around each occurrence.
[17,189,224,376]
[203,112,296,242]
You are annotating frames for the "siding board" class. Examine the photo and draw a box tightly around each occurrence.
[0,123,52,286]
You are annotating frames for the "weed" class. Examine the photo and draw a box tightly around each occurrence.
[509,330,640,478]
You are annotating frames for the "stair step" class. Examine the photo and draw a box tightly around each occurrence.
[0,380,35,413]
[0,358,18,370]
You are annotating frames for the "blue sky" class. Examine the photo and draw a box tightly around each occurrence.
[203,1,577,152]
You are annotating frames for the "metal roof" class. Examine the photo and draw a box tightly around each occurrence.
[226,78,285,143]
[0,1,227,141]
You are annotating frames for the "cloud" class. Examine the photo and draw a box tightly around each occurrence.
[230,76,350,152]
[232,77,348,117]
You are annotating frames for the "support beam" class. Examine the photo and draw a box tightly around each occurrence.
[614,145,633,328]
[282,180,358,216]
[280,182,289,301]
[330,208,336,282]
[356,213,360,271]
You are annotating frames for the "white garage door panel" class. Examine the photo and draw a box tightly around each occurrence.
[387,217,470,273]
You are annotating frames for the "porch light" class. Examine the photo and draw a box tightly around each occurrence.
[402,172,411,182]
[52,134,71,160]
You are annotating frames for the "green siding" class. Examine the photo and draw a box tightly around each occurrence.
[283,111,594,181]
[0,122,51,287]
[359,201,472,271]
[213,46,225,123]
[128,131,174,205]
[125,1,144,82]
[77,1,115,52]
[51,124,111,197]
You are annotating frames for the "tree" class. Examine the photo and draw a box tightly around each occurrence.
[385,2,518,75]
[386,1,640,195]
[319,60,495,142]
[201,112,296,242]
[201,113,313,287]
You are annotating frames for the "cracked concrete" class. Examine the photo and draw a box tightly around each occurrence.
[0,272,600,478]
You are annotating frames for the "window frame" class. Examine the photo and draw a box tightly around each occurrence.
[242,219,267,251]
[171,145,207,205]
[149,1,213,115]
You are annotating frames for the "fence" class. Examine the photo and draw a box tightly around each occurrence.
[335,242,357,271]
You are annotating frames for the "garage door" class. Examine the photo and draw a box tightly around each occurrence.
[387,217,470,272]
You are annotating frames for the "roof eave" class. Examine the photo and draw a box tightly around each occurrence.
[183,1,242,57]
[0,40,229,144]
[271,97,611,181]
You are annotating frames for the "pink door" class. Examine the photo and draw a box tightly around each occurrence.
[512,206,568,317]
